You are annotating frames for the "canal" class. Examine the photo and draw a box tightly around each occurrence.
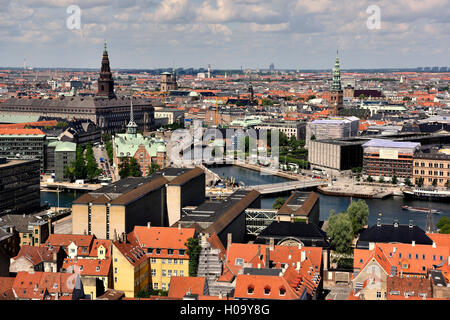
[208,165,450,231]
[41,165,450,231]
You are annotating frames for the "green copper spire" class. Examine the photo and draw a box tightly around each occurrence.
[331,50,342,92]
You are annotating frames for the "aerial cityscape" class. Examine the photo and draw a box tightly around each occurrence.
[0,0,449,307]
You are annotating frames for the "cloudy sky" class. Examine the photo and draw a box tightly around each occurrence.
[0,0,449,69]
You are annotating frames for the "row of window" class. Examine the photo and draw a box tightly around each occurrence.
[415,170,449,177]
[152,269,184,277]
[147,248,185,256]
[415,162,450,168]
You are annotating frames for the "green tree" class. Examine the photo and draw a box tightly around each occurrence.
[404,177,412,186]
[416,177,424,187]
[63,165,75,182]
[440,225,450,234]
[366,175,374,183]
[326,212,353,254]
[310,134,316,141]
[307,95,316,101]
[392,175,398,185]
[73,145,87,179]
[85,143,101,180]
[119,157,142,179]
[185,237,201,277]
[432,179,438,187]
[347,199,369,235]
[378,176,385,183]
[147,163,160,176]
[272,197,286,210]
[436,216,450,230]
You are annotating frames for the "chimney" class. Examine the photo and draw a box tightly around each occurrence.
[412,240,415,247]
[290,214,294,223]
[276,216,280,223]
[147,222,151,229]
[377,218,381,227]
[227,233,232,248]
[178,223,181,230]
[257,245,261,258]
[257,263,261,269]
[265,247,270,268]
[53,251,57,261]
[394,219,399,228]
[432,242,436,248]
[269,238,274,251]
[298,242,302,250]
[296,261,301,271]
[409,220,413,228]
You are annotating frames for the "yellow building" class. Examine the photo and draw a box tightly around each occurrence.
[112,234,151,298]
[129,225,196,291]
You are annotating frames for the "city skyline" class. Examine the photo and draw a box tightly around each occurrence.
[1,0,449,69]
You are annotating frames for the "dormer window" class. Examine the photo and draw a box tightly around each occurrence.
[179,249,185,256]
[279,287,286,296]
[156,248,161,255]
[96,266,100,272]
[247,286,254,295]
[264,286,271,295]
[147,248,153,254]
[168,249,174,255]
[235,258,244,266]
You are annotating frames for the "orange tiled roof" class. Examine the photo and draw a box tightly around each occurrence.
[44,234,95,257]
[168,276,206,299]
[0,128,45,135]
[62,257,112,276]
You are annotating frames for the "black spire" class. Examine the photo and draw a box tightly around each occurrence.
[97,41,116,99]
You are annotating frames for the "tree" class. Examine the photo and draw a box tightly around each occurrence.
[404,177,412,186]
[326,212,353,254]
[310,134,316,141]
[347,199,369,235]
[119,157,142,179]
[73,145,87,179]
[185,237,201,277]
[437,216,450,230]
[392,175,398,185]
[307,95,316,101]
[366,175,374,183]
[416,177,424,187]
[147,163,160,176]
[273,197,286,210]
[378,176,385,183]
[432,179,438,187]
[85,143,101,180]
[63,165,75,182]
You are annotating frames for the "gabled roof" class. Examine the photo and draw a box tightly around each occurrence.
[0,277,14,300]
[44,234,95,256]
[62,257,112,276]
[13,245,61,266]
[112,238,148,267]
[131,226,195,251]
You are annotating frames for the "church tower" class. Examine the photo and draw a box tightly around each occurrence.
[97,41,116,99]
[330,50,343,116]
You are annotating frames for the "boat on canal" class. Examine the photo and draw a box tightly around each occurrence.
[401,205,440,214]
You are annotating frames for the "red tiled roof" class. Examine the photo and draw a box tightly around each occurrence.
[168,276,206,299]
[112,239,148,268]
[13,245,61,266]
[0,277,14,300]
[62,257,112,276]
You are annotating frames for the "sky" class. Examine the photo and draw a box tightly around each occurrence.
[0,0,449,70]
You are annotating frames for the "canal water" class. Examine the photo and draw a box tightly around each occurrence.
[208,165,450,230]
[41,165,450,231]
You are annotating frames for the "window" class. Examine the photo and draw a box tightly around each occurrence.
[168,270,172,277]
[376,292,381,298]
[235,258,244,266]
[180,270,184,277]
[114,268,117,274]
[247,286,254,295]
[162,270,166,277]
[151,258,156,263]
[151,269,156,276]
[168,259,172,264]
[168,249,174,255]
[279,287,286,296]
[179,260,183,265]
[433,255,436,261]
[173,259,178,265]
[156,249,161,255]
[162,283,167,290]
[264,286,271,295]
[173,270,177,276]
[162,259,166,264]
[153,283,158,290]
[422,254,426,260]
[114,277,117,283]
[147,248,153,254]
[179,249,185,256]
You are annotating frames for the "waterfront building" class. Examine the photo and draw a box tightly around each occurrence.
[276,191,320,226]
[413,152,450,187]
[0,158,40,215]
[46,140,76,182]
[112,99,167,175]
[362,139,420,178]
[128,225,195,292]
[71,175,168,239]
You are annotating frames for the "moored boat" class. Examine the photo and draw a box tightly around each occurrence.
[401,205,440,214]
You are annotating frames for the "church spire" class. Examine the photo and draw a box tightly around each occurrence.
[126,96,138,136]
[331,50,342,92]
